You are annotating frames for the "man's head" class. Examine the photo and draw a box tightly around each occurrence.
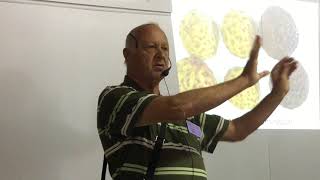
[123,23,170,85]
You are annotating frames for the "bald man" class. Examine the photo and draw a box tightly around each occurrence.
[97,23,297,180]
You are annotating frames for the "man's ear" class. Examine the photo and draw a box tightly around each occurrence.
[123,48,130,63]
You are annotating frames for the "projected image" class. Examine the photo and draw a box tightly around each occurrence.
[261,6,299,60]
[171,0,319,129]
[221,10,257,59]
[177,57,217,92]
[225,67,260,110]
[179,10,220,60]
[269,63,309,109]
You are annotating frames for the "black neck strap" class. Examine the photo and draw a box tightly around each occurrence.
[144,123,167,180]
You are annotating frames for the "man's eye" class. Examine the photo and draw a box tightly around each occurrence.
[162,47,168,51]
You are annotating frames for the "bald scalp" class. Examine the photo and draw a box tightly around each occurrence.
[125,23,167,48]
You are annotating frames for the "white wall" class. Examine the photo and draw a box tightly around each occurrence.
[0,1,177,180]
[206,130,320,180]
[0,1,319,180]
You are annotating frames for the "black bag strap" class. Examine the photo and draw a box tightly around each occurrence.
[144,123,167,180]
[101,156,107,180]
[100,123,167,180]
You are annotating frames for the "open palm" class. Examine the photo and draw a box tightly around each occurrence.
[241,35,269,86]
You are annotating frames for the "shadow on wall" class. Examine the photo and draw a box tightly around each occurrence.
[0,69,101,180]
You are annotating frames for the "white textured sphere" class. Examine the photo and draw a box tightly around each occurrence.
[260,6,299,60]
[269,63,309,109]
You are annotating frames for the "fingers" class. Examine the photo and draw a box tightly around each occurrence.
[273,57,293,72]
[288,60,298,76]
[249,35,261,62]
[281,58,298,77]
[276,56,292,68]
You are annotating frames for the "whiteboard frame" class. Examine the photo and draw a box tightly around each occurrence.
[0,0,172,12]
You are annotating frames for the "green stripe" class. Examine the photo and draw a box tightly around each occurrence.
[113,169,207,178]
[98,128,104,135]
[156,167,207,174]
[200,113,206,132]
[167,123,188,131]
[117,91,137,113]
[105,91,136,135]
[155,171,207,178]
[110,91,136,123]
[123,163,147,170]
[200,113,206,143]
[121,163,207,176]
[121,167,146,174]
[98,86,134,109]
[122,94,156,135]
[167,123,188,134]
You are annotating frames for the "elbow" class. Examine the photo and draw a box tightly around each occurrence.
[228,121,250,142]
[234,132,248,142]
[227,132,248,142]
[228,132,248,142]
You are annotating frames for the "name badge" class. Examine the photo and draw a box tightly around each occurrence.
[186,121,202,138]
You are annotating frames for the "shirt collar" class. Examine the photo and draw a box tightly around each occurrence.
[120,75,144,91]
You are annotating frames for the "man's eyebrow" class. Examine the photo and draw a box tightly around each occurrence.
[142,41,168,44]
[143,41,155,44]
[139,40,169,47]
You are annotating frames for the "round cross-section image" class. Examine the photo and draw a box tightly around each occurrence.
[260,6,299,60]
[179,10,220,60]
[225,67,260,109]
[221,10,257,59]
[269,63,309,109]
[177,57,217,92]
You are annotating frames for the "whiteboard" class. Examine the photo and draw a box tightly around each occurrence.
[10,0,171,12]
[0,1,177,180]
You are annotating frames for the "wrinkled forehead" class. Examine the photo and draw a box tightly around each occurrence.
[135,25,169,44]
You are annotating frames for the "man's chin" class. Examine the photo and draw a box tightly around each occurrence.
[151,72,164,81]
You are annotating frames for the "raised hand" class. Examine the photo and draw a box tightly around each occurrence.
[270,57,298,96]
[241,35,270,87]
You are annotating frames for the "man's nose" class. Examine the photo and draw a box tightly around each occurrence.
[155,47,166,59]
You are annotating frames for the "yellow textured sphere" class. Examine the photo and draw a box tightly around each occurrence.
[221,10,256,59]
[179,10,219,60]
[177,57,217,92]
[224,67,260,109]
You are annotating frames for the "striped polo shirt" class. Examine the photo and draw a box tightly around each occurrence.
[97,75,229,180]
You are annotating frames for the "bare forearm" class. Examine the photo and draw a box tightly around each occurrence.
[172,76,249,118]
[138,77,248,127]
[233,90,286,137]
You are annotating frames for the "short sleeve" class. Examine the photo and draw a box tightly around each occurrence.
[195,113,229,153]
[97,86,158,137]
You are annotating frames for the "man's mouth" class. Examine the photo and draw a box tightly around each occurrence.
[154,64,165,71]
